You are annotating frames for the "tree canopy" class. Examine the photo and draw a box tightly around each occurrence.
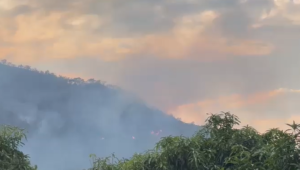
[2,112,300,170]
[87,112,300,170]
[0,125,37,170]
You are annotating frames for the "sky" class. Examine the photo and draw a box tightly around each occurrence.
[0,0,300,132]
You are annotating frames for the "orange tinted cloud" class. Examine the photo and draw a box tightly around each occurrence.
[140,11,273,60]
[0,6,274,66]
[168,88,300,132]
[0,10,140,63]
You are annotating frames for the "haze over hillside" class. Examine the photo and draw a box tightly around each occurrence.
[0,60,199,170]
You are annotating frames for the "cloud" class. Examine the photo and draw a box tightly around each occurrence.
[168,88,300,132]
[138,10,273,60]
[0,0,282,65]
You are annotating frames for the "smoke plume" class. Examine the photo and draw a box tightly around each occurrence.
[0,60,199,170]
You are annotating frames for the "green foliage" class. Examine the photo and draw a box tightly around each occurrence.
[0,125,37,170]
[3,112,300,170]
[88,112,300,170]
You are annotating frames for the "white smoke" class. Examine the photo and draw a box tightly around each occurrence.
[0,61,199,170]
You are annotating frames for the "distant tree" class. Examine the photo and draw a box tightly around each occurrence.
[0,125,37,170]
[88,112,300,170]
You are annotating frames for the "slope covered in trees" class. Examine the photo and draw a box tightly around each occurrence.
[4,61,298,170]
[0,60,199,170]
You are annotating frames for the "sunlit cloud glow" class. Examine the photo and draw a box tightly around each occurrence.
[0,0,300,133]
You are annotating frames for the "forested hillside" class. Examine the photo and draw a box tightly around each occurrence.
[0,60,199,170]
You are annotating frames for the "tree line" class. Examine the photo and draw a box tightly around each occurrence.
[1,112,300,170]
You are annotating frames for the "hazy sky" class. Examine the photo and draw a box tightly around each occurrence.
[1,0,300,132]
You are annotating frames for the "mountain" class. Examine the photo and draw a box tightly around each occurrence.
[0,60,200,170]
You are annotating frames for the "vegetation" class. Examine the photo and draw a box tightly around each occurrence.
[2,112,300,170]
[0,125,37,170]
[87,112,300,170]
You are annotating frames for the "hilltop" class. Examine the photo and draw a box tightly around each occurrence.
[0,60,199,170]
